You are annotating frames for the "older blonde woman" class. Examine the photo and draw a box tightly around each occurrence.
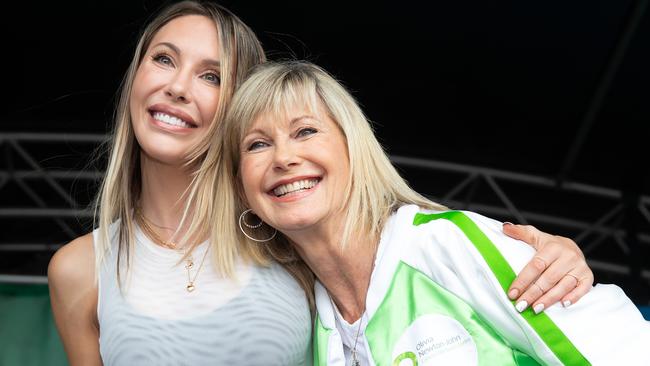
[200,61,650,365]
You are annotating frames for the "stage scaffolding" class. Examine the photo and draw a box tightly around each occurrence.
[1,133,649,293]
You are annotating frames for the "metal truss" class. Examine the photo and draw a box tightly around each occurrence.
[1,133,649,285]
[392,155,650,283]
[0,132,103,252]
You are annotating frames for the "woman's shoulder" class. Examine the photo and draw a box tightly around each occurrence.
[388,205,514,255]
[394,205,501,230]
[48,233,96,290]
[48,233,100,348]
[394,206,537,270]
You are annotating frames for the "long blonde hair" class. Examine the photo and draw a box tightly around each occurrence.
[189,61,447,307]
[94,1,265,283]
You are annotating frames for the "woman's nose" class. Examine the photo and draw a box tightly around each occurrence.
[164,70,192,103]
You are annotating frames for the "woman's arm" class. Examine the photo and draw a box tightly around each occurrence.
[504,224,594,313]
[48,233,102,366]
[462,212,650,364]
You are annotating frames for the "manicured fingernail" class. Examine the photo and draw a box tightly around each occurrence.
[508,288,519,299]
[515,300,528,313]
[563,300,572,308]
[504,221,514,226]
[533,303,545,314]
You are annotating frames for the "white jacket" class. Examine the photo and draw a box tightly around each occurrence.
[313,205,650,365]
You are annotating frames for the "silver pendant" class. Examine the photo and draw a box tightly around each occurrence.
[350,354,360,366]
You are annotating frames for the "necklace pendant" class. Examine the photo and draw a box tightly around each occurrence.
[185,260,194,269]
[350,352,361,366]
[186,283,195,292]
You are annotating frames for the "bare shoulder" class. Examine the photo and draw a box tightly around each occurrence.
[49,233,102,364]
[48,233,96,291]
[48,232,98,325]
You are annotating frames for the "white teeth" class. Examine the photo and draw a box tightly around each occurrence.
[273,179,319,197]
[152,112,193,128]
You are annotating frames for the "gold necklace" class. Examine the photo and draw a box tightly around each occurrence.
[184,245,210,292]
[135,209,210,292]
[135,210,177,249]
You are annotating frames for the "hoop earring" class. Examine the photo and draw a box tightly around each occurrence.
[238,209,277,243]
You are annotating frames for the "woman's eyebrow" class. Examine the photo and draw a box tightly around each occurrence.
[290,115,319,126]
[201,59,221,69]
[242,128,266,140]
[151,41,180,54]
[151,41,221,67]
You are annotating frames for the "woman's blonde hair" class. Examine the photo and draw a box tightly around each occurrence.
[94,1,265,284]
[189,61,447,306]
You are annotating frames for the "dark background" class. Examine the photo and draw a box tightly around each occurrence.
[1,1,649,302]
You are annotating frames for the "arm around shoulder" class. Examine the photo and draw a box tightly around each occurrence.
[48,233,102,366]
[465,213,650,364]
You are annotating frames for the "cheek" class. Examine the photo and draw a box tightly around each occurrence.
[129,69,154,123]
[239,161,261,202]
[129,80,143,116]
[325,141,350,182]
[197,88,222,126]
[329,149,351,201]
[131,66,155,100]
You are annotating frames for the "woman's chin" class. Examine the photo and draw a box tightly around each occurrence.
[273,217,320,234]
[135,127,199,166]
[140,146,191,166]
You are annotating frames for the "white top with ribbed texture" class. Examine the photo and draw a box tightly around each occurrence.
[94,224,312,365]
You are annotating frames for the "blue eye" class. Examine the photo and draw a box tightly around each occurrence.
[247,141,269,151]
[201,72,221,86]
[297,127,317,137]
[152,53,174,66]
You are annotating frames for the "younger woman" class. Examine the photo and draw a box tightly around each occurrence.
[47,3,311,365]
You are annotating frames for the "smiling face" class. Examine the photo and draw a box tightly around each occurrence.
[130,15,222,165]
[239,103,351,234]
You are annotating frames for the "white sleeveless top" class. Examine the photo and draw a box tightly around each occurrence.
[94,225,312,365]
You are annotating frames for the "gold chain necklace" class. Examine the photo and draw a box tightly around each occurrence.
[135,210,177,249]
[184,245,210,292]
[135,209,210,292]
